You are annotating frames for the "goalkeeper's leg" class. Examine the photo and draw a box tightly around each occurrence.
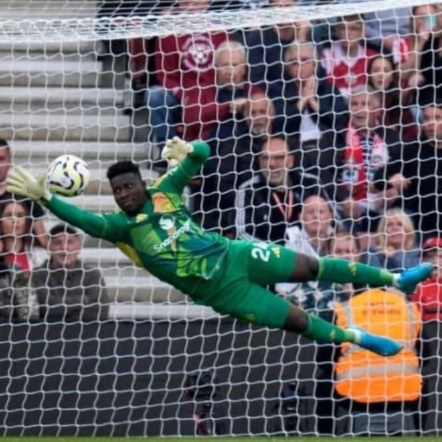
[246,242,432,296]
[210,279,402,357]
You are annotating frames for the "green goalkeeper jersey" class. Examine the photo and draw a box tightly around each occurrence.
[44,142,230,295]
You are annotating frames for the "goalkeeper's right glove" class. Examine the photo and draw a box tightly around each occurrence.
[7,166,52,203]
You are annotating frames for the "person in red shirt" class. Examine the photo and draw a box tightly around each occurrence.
[321,14,378,98]
[0,199,34,272]
[412,237,442,321]
[147,0,229,148]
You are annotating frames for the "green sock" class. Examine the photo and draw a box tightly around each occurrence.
[317,257,395,286]
[302,315,357,344]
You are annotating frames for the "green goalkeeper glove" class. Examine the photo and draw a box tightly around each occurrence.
[161,136,194,167]
[7,166,52,203]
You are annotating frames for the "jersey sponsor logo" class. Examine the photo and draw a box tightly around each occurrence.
[155,216,191,252]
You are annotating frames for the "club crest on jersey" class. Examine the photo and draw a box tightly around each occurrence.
[152,192,175,213]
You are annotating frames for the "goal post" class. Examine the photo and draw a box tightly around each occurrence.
[0,0,441,437]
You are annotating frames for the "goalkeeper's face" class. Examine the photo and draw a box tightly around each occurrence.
[110,172,147,216]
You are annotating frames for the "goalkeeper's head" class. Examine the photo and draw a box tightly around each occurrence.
[107,160,147,216]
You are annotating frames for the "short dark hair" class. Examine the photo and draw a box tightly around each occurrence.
[50,223,78,237]
[0,139,10,150]
[106,160,142,181]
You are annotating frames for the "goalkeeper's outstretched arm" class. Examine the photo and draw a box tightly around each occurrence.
[44,196,116,240]
[6,166,116,240]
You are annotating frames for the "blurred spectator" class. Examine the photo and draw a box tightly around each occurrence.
[363,208,420,272]
[147,0,229,146]
[32,224,109,322]
[0,199,37,272]
[276,229,363,316]
[363,7,411,54]
[0,238,38,321]
[367,54,418,142]
[334,286,422,436]
[273,41,347,145]
[376,101,442,238]
[318,85,402,236]
[0,140,47,247]
[211,40,248,135]
[417,4,442,106]
[196,88,274,235]
[412,237,442,321]
[321,14,378,98]
[235,137,326,243]
[282,194,335,256]
[393,5,435,75]
[246,0,309,100]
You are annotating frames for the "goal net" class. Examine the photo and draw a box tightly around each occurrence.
[0,0,441,438]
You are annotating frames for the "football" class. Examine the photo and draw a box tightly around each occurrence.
[47,155,90,197]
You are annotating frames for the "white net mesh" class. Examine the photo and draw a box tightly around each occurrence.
[0,0,442,438]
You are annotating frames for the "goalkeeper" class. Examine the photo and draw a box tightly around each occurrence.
[7,138,432,357]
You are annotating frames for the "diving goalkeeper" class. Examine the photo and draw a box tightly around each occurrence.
[7,138,432,356]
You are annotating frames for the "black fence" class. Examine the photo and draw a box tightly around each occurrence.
[0,319,440,436]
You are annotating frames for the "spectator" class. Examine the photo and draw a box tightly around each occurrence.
[321,14,378,98]
[412,237,442,321]
[32,224,109,322]
[246,0,309,100]
[318,85,402,237]
[235,136,326,244]
[147,0,229,146]
[376,101,442,238]
[367,54,418,142]
[282,194,335,256]
[334,286,422,436]
[417,4,442,106]
[364,208,420,272]
[277,229,363,316]
[274,41,348,146]
[393,4,435,75]
[0,139,47,247]
[196,88,274,235]
[211,40,249,138]
[0,199,37,272]
[0,237,38,321]
[363,7,411,54]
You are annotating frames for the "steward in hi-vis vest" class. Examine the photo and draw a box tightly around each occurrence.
[335,288,422,403]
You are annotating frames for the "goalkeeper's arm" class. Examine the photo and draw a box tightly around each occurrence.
[6,167,116,240]
[157,138,210,194]
[44,196,115,240]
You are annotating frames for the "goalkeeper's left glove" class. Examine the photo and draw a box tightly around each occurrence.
[161,136,194,167]
[6,166,52,203]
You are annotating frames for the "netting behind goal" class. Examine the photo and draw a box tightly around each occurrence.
[0,0,442,437]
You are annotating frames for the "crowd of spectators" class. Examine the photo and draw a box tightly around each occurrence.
[128,0,442,434]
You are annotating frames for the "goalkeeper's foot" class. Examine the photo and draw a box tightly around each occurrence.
[348,327,403,357]
[396,263,433,295]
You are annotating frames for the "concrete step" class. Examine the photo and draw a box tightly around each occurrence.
[0,59,102,88]
[0,87,125,107]
[107,282,186,304]
[0,113,131,141]
[4,106,128,117]
[109,303,218,320]
[0,51,98,63]
[0,41,100,55]
[11,140,150,162]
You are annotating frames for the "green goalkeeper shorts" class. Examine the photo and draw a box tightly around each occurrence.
[192,240,297,329]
